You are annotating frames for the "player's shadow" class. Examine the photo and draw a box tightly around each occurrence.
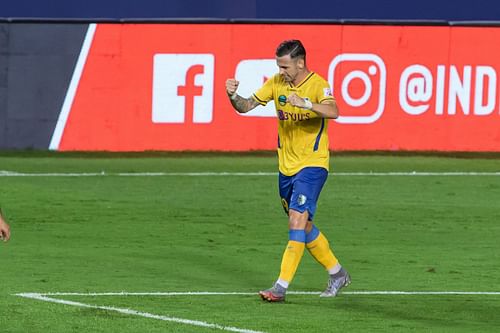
[301,294,500,331]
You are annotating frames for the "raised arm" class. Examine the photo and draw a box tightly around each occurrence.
[225,78,261,114]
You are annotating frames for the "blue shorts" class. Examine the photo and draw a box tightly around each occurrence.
[279,167,328,221]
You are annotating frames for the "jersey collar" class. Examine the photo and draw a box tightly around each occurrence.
[289,72,315,88]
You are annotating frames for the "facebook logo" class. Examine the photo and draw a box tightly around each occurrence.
[152,54,214,123]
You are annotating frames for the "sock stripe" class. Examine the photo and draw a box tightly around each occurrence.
[305,224,320,243]
[289,229,306,242]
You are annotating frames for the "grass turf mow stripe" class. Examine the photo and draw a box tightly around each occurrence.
[3,155,500,332]
[2,171,500,177]
[16,291,500,296]
[15,291,500,332]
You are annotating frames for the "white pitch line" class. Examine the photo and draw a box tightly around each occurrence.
[16,293,266,333]
[17,291,500,297]
[1,171,500,177]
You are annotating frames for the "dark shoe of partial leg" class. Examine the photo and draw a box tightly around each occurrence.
[320,269,351,297]
[259,284,286,302]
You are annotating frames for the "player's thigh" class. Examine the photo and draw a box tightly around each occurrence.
[293,167,328,201]
[289,167,328,219]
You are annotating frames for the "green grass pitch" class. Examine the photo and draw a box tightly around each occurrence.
[1,152,500,332]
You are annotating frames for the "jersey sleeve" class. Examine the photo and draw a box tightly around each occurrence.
[317,80,335,104]
[252,75,276,106]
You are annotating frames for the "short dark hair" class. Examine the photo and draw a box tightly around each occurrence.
[276,40,306,63]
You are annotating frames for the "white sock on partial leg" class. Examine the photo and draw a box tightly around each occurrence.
[328,263,342,275]
[276,278,289,289]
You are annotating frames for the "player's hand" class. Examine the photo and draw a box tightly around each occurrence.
[0,220,10,242]
[226,78,239,96]
[287,93,306,108]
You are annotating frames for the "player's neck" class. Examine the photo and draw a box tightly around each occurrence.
[292,68,310,86]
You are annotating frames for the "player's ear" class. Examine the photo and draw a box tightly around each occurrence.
[297,58,305,69]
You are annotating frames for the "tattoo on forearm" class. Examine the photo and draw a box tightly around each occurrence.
[230,95,259,113]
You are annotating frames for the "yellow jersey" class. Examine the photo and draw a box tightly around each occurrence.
[253,72,335,176]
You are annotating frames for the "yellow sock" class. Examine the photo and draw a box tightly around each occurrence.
[306,226,338,271]
[278,230,306,284]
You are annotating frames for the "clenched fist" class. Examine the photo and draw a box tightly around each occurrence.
[226,78,240,96]
[287,93,306,108]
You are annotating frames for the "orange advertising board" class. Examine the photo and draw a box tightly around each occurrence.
[54,24,500,151]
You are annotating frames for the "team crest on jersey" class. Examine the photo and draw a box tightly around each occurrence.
[323,87,333,97]
[297,194,307,206]
[278,95,287,106]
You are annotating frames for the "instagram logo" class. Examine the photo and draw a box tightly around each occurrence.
[152,54,214,123]
[328,53,386,124]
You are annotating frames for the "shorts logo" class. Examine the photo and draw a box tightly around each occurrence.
[297,194,307,206]
[278,95,287,106]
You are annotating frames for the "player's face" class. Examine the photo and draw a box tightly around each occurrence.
[276,54,301,83]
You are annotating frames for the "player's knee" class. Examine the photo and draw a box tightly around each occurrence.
[288,209,308,230]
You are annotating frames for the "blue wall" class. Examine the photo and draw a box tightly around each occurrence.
[1,0,500,21]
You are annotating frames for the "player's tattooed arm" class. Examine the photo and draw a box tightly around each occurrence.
[225,78,260,114]
[230,95,260,114]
